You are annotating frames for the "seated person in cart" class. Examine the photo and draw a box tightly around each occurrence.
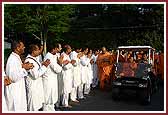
[119,57,137,77]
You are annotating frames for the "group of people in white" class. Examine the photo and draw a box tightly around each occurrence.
[3,40,100,111]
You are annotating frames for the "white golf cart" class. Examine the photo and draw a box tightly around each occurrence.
[112,46,157,104]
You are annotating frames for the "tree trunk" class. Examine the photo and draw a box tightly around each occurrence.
[43,38,47,55]
[42,30,47,55]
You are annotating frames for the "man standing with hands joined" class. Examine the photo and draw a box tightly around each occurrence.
[43,43,62,111]
[5,40,34,111]
[25,44,50,111]
[61,45,76,108]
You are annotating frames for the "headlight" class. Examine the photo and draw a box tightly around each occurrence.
[113,82,122,86]
[138,83,147,88]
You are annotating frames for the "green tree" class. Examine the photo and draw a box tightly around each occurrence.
[4,4,75,54]
[4,4,164,52]
[67,4,164,51]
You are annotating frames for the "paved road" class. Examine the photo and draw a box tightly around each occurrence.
[60,84,164,111]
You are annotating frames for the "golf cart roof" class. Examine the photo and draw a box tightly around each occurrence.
[117,46,155,51]
[118,46,152,49]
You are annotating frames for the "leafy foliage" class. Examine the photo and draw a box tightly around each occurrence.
[66,4,164,51]
[4,4,164,52]
[4,4,75,53]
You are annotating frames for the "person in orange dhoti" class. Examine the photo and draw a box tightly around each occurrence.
[97,47,113,91]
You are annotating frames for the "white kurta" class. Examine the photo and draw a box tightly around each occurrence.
[80,55,90,84]
[43,52,62,105]
[69,51,81,87]
[55,53,63,103]
[61,52,73,94]
[25,54,47,111]
[5,52,27,111]
[87,60,93,85]
[84,57,93,95]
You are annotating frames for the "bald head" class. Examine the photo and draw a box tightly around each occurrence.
[102,47,107,54]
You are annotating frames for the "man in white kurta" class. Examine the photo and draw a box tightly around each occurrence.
[43,51,62,111]
[84,53,94,95]
[5,41,33,111]
[55,52,64,108]
[78,48,89,99]
[69,50,81,102]
[61,45,76,108]
[61,51,74,107]
[25,45,50,111]
[54,43,63,109]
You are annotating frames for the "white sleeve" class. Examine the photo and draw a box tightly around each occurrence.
[70,52,77,66]
[6,59,27,83]
[50,62,62,73]
[25,59,47,79]
[29,66,47,79]
[63,63,73,70]
[69,52,75,60]
[44,54,62,74]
